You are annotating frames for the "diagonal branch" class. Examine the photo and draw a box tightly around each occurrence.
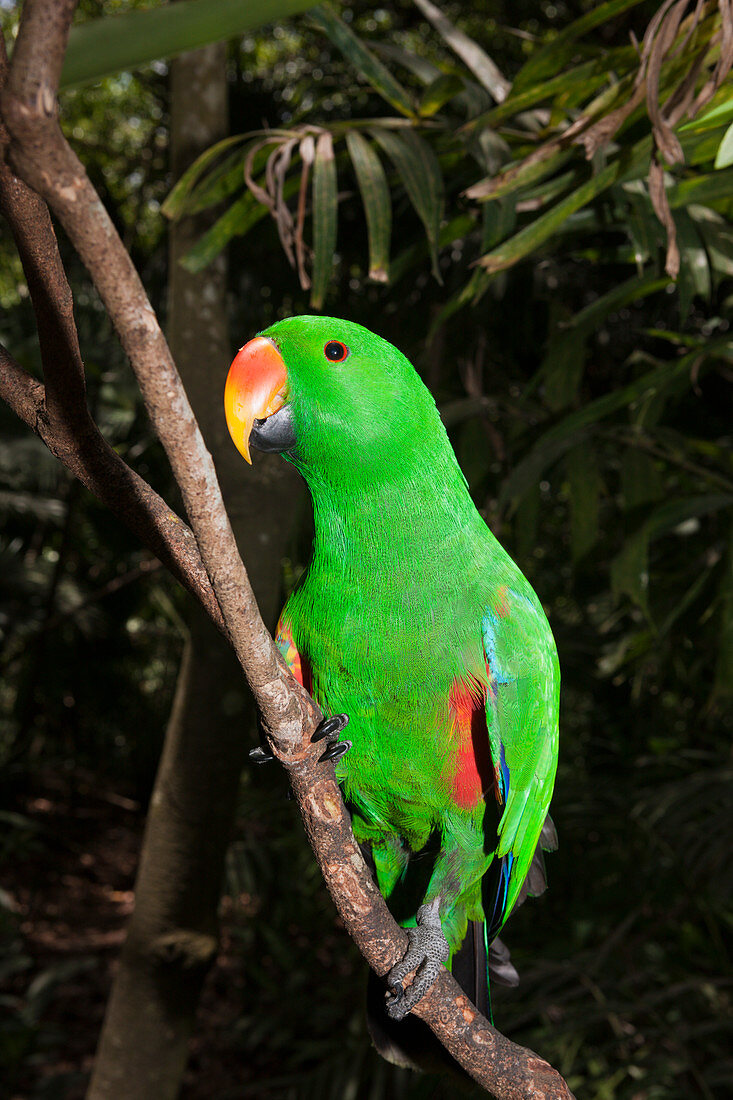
[0,3,574,1096]
[0,34,224,631]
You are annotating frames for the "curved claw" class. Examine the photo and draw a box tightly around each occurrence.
[318,739,352,764]
[311,713,350,743]
[249,745,274,765]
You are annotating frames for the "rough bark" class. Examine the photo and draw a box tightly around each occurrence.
[0,3,575,1096]
[88,40,305,1099]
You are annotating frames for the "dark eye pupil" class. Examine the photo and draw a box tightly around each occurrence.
[324,341,347,361]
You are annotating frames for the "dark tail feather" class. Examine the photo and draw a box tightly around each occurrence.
[513,813,558,911]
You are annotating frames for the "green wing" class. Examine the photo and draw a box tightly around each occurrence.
[482,585,560,930]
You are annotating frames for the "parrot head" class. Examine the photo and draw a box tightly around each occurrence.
[224,316,444,480]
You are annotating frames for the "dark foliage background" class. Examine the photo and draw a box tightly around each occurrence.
[1,1,731,1097]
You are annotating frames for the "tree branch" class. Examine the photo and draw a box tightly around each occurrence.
[0,3,574,1095]
[0,35,224,631]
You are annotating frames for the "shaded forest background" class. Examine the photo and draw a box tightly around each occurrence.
[0,0,731,1097]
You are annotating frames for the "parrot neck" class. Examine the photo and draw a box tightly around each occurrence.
[302,445,485,574]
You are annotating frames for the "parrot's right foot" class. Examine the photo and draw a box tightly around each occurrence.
[385,898,450,1020]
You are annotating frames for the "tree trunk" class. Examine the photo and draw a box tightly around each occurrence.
[88,42,303,1100]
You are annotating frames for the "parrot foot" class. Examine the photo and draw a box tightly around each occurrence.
[384,898,450,1021]
[249,713,350,766]
[311,712,351,764]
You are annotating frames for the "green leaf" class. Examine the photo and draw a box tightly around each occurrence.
[310,132,338,311]
[309,6,415,118]
[466,50,633,132]
[624,184,661,267]
[674,209,711,320]
[345,132,391,283]
[180,173,301,272]
[61,0,315,89]
[371,42,442,85]
[679,91,733,133]
[611,527,650,614]
[669,167,733,209]
[180,192,261,273]
[620,449,663,511]
[162,136,247,219]
[389,214,473,286]
[512,0,647,92]
[714,122,733,169]
[412,0,510,102]
[500,338,732,507]
[644,494,733,541]
[689,206,733,281]
[477,160,621,273]
[418,74,466,118]
[566,442,602,560]
[463,149,574,202]
[543,330,586,413]
[370,129,444,283]
[614,494,732,613]
[543,271,670,410]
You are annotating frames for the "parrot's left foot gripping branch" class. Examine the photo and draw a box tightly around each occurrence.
[248,712,351,765]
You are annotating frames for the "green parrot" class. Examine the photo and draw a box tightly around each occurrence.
[224,315,559,1036]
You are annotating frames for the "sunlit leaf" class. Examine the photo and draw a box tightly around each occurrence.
[310,132,337,310]
[345,132,391,283]
[714,121,733,169]
[669,166,733,209]
[689,205,733,280]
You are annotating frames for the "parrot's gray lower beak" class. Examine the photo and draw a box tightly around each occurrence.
[251,403,297,457]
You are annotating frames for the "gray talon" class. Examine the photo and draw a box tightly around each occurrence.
[385,898,450,1021]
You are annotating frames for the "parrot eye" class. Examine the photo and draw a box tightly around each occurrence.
[324,340,349,363]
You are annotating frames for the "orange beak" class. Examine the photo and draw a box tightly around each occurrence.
[224,336,288,464]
